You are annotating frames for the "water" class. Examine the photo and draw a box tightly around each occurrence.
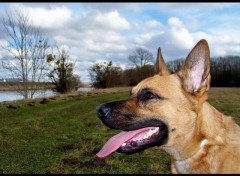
[0,87,94,102]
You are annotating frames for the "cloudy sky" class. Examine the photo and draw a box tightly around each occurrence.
[0,2,240,83]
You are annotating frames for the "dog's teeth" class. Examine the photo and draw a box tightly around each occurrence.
[144,127,159,139]
[122,143,126,146]
[122,128,160,147]
[153,127,159,133]
[148,129,154,136]
[143,134,148,139]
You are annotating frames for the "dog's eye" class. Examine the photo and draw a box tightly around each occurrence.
[144,91,157,100]
[138,89,161,101]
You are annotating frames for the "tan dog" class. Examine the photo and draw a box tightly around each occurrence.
[96,39,240,174]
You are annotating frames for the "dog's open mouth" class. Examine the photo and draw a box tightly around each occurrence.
[97,123,168,158]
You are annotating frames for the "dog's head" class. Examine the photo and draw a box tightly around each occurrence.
[96,39,210,159]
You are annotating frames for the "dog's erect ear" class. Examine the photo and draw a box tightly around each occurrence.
[156,47,170,76]
[178,39,210,94]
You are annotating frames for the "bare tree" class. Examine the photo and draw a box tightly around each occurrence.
[1,8,49,99]
[167,58,184,73]
[128,47,154,68]
[128,47,154,80]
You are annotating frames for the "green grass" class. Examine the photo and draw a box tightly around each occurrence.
[208,88,240,124]
[0,88,239,174]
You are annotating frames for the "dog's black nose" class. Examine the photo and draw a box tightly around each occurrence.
[96,104,112,119]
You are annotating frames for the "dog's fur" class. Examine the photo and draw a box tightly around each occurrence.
[96,39,240,174]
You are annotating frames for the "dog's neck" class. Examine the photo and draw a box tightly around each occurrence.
[162,132,205,161]
[172,138,211,174]
[163,101,237,161]
[170,101,240,173]
[200,102,240,145]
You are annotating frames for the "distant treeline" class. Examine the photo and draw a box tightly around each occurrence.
[89,56,240,88]
[210,56,240,87]
[167,56,240,87]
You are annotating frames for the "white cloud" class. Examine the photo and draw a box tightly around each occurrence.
[168,17,183,27]
[145,16,240,61]
[145,20,161,29]
[0,39,8,49]
[9,4,72,29]
[80,3,140,12]
[73,11,130,31]
[168,17,195,49]
[46,10,131,56]
[133,33,155,45]
[94,11,131,30]
[157,3,237,14]
[134,19,163,33]
[0,3,239,83]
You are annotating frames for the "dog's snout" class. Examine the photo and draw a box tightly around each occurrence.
[96,104,112,119]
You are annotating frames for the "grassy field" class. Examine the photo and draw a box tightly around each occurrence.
[0,87,239,174]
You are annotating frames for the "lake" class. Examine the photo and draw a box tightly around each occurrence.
[0,87,94,102]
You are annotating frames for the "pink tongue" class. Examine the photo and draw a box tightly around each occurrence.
[96,127,155,158]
